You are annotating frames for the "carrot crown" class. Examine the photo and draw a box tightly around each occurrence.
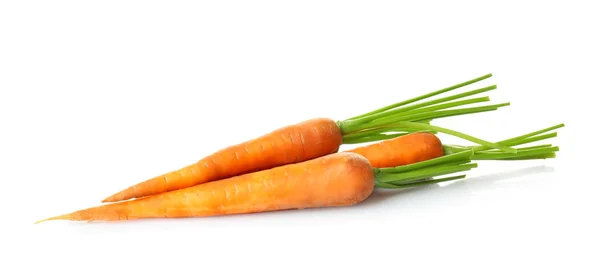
[336,74,517,153]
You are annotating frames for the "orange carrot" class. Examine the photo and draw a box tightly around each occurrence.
[35,122,564,223]
[103,118,342,202]
[347,132,444,168]
[37,151,478,223]
[102,74,511,202]
[39,153,375,222]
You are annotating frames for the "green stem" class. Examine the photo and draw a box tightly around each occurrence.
[474,144,553,153]
[335,74,504,145]
[377,163,478,184]
[444,134,557,154]
[347,85,496,126]
[442,124,564,160]
[373,151,477,188]
[364,103,509,127]
[373,151,478,188]
[471,146,559,160]
[376,175,467,189]
[348,73,493,120]
[472,124,565,152]
[383,150,474,173]
[403,96,491,116]
[502,153,556,160]
[489,132,558,148]
[351,122,517,153]
[445,134,558,154]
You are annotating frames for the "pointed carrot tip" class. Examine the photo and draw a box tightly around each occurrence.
[101,194,121,203]
[35,217,52,224]
[34,214,68,224]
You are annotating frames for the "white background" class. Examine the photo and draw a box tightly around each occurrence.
[1,1,598,279]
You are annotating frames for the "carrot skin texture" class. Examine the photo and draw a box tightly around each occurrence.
[103,118,343,203]
[346,132,444,168]
[45,153,374,222]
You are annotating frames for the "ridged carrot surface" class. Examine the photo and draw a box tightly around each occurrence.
[103,118,342,202]
[45,153,374,222]
[347,132,444,168]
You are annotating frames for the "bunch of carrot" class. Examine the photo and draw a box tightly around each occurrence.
[36,74,563,223]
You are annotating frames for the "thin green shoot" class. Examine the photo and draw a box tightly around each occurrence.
[444,133,558,154]
[380,150,474,173]
[502,153,556,160]
[472,124,565,152]
[471,146,559,160]
[347,73,493,120]
[376,163,478,183]
[474,144,553,154]
[350,121,516,153]
[401,96,491,116]
[375,175,467,189]
[499,133,558,148]
[373,150,477,186]
[382,103,510,124]
[346,85,496,126]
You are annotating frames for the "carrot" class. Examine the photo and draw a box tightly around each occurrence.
[348,132,445,168]
[102,73,515,202]
[36,150,479,223]
[346,123,565,168]
[36,124,564,223]
[102,118,343,202]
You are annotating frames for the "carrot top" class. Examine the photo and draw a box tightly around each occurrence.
[370,121,565,188]
[334,73,517,152]
[372,122,565,189]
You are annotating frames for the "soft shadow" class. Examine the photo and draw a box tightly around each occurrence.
[358,164,556,207]
[358,185,435,206]
[440,164,555,190]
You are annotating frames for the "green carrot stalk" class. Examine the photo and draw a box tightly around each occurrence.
[443,124,565,160]
[335,73,515,152]
[373,150,477,189]
[349,73,493,120]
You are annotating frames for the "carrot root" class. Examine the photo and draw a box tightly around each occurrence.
[347,132,444,168]
[102,118,343,203]
[38,153,375,222]
[34,215,68,224]
[101,74,511,203]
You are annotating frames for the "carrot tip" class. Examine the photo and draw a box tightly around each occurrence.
[34,214,70,224]
[101,194,120,203]
[34,218,51,224]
